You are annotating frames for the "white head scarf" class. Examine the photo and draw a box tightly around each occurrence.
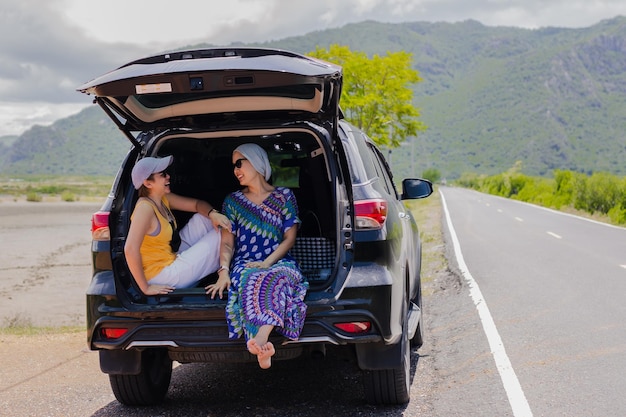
[234,144,272,181]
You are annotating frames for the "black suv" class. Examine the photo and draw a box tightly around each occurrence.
[80,48,432,406]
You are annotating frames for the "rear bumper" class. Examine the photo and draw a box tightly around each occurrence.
[89,307,384,352]
[90,308,385,373]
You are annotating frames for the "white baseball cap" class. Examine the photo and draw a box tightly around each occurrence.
[131,156,173,189]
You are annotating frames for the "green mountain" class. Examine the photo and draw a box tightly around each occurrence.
[1,105,129,176]
[2,17,626,179]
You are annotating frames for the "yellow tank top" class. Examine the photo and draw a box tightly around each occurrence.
[131,198,177,280]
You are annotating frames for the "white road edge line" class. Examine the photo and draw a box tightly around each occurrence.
[440,190,534,417]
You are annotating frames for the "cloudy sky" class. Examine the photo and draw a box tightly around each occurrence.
[1,0,625,137]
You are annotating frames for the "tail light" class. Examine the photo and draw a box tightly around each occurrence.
[354,199,388,230]
[91,211,110,241]
[334,321,372,334]
[101,327,129,339]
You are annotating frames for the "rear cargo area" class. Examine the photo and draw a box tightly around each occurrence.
[116,129,338,302]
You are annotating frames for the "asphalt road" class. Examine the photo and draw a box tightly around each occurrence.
[440,186,626,416]
[5,189,624,416]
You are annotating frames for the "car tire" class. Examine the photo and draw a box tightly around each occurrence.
[109,348,172,406]
[362,315,411,404]
[410,289,424,348]
[411,319,424,349]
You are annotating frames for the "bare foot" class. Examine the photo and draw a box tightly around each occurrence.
[257,341,275,369]
[247,339,275,369]
[247,339,262,355]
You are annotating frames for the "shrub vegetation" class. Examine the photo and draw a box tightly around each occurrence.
[0,176,112,202]
[456,162,626,226]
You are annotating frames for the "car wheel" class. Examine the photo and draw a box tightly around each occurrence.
[362,315,411,404]
[411,319,424,349]
[410,289,424,348]
[109,348,172,406]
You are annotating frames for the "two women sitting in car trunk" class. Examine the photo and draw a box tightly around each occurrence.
[127,145,308,369]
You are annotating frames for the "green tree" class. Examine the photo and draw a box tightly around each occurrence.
[308,45,426,148]
[422,168,441,183]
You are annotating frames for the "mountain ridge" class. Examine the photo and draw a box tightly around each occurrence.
[2,17,626,179]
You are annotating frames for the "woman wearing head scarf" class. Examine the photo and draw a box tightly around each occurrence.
[206,144,308,369]
[125,155,231,296]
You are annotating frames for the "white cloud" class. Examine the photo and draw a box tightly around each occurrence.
[0,101,89,137]
[0,0,625,137]
[62,0,270,46]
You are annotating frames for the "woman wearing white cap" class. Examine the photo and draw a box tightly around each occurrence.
[124,155,231,296]
[206,144,308,369]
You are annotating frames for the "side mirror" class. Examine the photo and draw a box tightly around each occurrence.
[401,178,433,200]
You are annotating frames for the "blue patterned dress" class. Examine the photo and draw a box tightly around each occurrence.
[222,187,308,341]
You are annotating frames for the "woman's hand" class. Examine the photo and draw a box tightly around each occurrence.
[245,260,272,269]
[143,284,175,295]
[209,211,232,231]
[206,271,231,299]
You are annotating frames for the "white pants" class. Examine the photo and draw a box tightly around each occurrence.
[150,213,220,288]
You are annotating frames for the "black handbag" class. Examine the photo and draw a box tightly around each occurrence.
[291,211,335,282]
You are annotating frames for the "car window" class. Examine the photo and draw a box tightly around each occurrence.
[270,153,300,188]
[340,132,368,185]
[363,142,389,194]
[370,144,399,199]
[356,134,382,182]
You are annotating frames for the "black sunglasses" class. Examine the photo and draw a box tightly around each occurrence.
[233,158,247,168]
[157,170,169,178]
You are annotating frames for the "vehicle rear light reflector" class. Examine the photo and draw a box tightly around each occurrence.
[334,321,372,334]
[354,199,387,230]
[101,328,129,339]
[91,211,110,241]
